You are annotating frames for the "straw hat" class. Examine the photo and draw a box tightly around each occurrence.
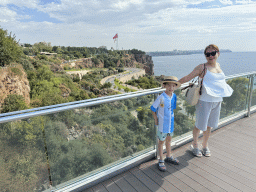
[162,76,181,88]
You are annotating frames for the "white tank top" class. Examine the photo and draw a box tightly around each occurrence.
[199,69,233,102]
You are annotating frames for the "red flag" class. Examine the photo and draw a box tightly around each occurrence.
[113,33,118,39]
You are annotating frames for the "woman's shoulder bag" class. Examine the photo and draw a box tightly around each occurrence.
[181,64,206,106]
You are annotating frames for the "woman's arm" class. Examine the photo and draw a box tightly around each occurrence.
[178,64,204,84]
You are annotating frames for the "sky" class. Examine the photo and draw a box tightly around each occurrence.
[0,0,256,52]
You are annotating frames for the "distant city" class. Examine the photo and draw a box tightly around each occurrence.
[146,49,232,57]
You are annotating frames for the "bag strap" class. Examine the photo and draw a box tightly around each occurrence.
[181,64,206,91]
[199,64,206,95]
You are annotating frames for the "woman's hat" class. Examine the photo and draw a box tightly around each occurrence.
[162,76,181,88]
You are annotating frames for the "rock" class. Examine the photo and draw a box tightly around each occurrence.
[0,65,30,108]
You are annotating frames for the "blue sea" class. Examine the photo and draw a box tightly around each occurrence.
[152,52,256,79]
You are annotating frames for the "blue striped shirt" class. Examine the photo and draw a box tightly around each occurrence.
[150,92,177,133]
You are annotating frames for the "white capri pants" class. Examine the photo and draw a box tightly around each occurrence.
[195,100,221,131]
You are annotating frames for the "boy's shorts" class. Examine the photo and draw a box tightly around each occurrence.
[157,128,173,141]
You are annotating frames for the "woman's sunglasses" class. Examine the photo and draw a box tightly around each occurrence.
[205,51,217,57]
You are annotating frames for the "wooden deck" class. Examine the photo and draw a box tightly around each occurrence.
[83,113,256,192]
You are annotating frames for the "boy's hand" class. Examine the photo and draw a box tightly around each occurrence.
[155,120,158,125]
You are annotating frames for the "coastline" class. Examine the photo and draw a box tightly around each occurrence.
[147,49,232,57]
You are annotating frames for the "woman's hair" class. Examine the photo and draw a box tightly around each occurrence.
[204,44,219,55]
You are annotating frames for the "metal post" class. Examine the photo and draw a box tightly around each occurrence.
[153,93,159,159]
[247,75,254,117]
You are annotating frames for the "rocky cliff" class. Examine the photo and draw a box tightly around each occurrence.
[133,54,154,76]
[0,65,30,107]
[64,54,154,75]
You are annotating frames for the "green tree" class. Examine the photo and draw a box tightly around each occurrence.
[0,28,23,66]
[223,77,249,115]
[183,101,196,120]
[1,94,28,113]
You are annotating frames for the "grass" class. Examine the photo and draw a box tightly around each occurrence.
[114,80,136,92]
[10,67,23,77]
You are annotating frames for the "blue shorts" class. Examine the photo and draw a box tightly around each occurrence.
[157,129,173,141]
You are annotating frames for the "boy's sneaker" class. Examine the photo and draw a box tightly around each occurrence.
[164,156,179,165]
[158,160,166,172]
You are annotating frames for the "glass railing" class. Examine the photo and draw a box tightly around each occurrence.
[251,76,256,108]
[0,72,255,192]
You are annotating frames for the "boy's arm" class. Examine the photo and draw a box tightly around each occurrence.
[174,94,177,109]
[152,111,158,125]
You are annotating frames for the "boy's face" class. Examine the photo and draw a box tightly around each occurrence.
[163,82,177,93]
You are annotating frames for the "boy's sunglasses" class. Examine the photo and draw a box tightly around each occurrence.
[205,51,217,57]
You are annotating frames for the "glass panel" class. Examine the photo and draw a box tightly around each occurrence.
[174,89,197,138]
[220,76,250,119]
[0,117,50,191]
[251,76,256,108]
[43,94,156,187]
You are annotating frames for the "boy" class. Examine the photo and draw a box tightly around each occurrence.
[150,76,180,172]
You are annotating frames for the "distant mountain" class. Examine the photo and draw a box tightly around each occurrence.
[146,49,232,57]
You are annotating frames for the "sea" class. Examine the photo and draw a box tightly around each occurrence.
[152,52,256,79]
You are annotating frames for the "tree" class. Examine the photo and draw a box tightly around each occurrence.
[1,94,28,113]
[0,28,23,66]
[223,77,249,115]
[183,101,196,120]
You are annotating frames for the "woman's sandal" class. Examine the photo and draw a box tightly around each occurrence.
[202,147,211,157]
[158,160,166,172]
[164,156,179,165]
[190,145,202,157]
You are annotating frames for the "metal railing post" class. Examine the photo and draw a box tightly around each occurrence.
[247,74,255,117]
[153,93,159,159]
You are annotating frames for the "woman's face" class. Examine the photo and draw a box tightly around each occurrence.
[205,47,219,63]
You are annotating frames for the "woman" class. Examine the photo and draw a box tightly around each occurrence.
[178,44,233,157]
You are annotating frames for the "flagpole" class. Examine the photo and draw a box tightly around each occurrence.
[116,37,118,50]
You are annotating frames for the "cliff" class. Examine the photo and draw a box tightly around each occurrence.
[0,65,30,107]
[133,54,154,75]
[63,54,154,76]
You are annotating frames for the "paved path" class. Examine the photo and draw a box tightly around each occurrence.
[101,68,145,92]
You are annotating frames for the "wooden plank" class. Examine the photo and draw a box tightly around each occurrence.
[170,150,226,192]
[81,187,94,192]
[91,183,108,192]
[208,140,256,169]
[188,152,256,192]
[164,163,211,192]
[140,165,181,192]
[175,149,241,192]
[123,169,152,192]
[130,166,166,192]
[112,172,137,192]
[208,144,256,177]
[211,129,256,148]
[102,178,122,192]
[216,130,256,147]
[144,158,196,192]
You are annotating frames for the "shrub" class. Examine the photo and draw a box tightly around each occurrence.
[1,94,28,113]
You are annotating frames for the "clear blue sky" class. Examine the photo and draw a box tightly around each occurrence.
[1,0,256,52]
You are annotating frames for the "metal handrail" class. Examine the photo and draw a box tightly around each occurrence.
[0,87,163,118]
[1,71,255,123]
[0,88,165,124]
